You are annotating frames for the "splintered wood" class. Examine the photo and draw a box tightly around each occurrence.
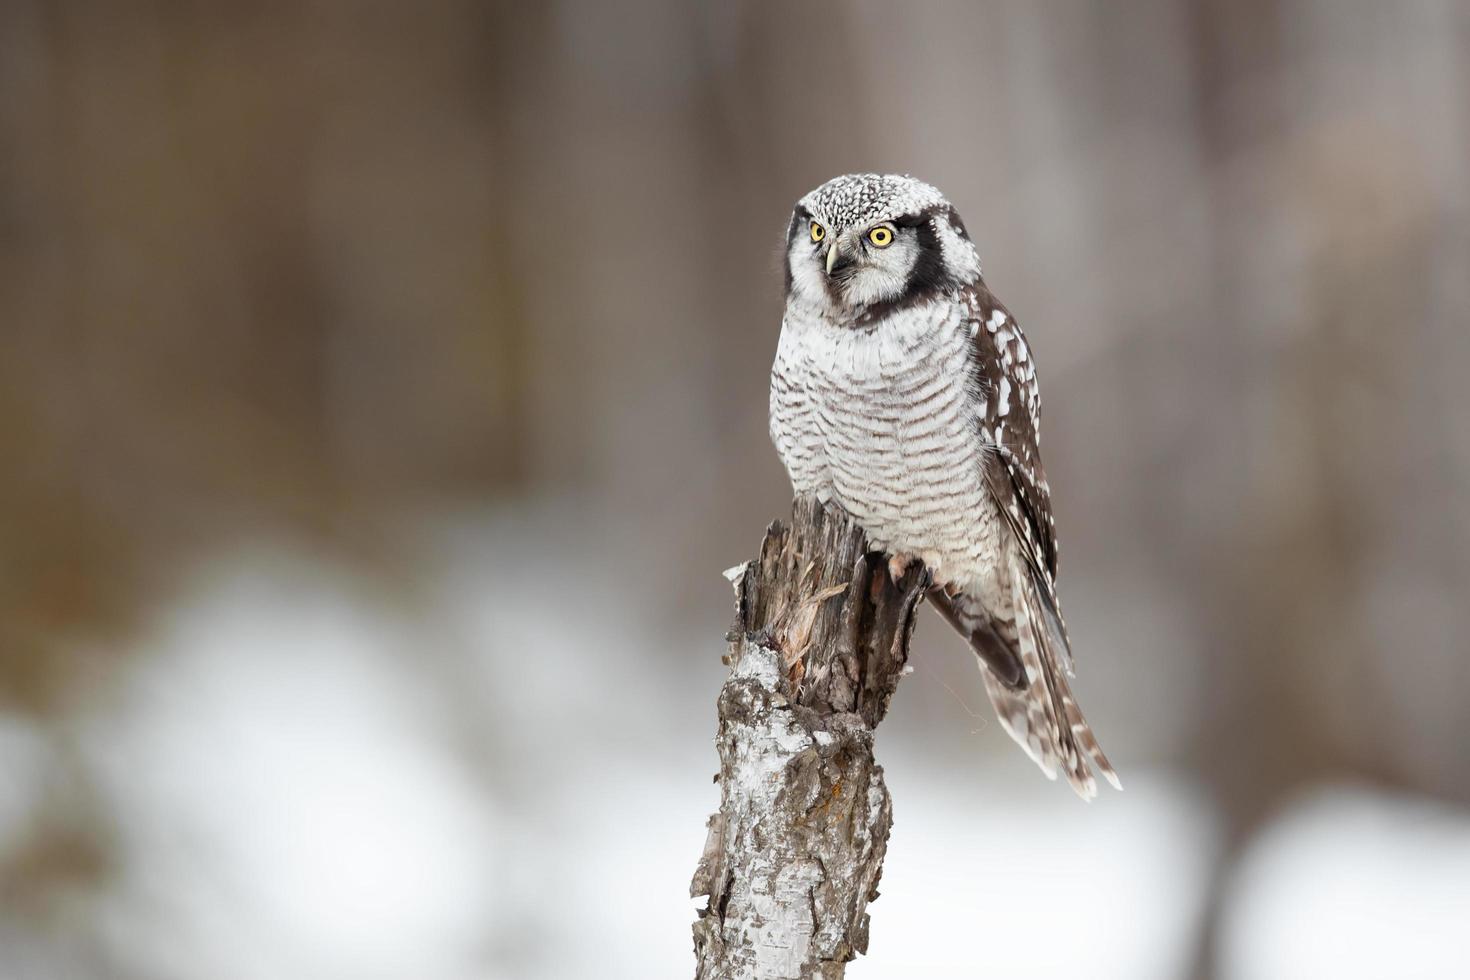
[692,496,928,979]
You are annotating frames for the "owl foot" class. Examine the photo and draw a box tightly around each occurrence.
[887,552,919,582]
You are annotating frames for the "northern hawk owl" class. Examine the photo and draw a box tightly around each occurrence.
[769,173,1119,798]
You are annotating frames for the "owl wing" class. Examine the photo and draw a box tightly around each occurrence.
[964,285,1059,585]
[953,282,1119,797]
[963,287,1070,667]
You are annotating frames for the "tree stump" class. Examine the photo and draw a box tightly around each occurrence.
[691,496,929,979]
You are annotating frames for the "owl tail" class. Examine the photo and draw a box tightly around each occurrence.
[940,572,1120,800]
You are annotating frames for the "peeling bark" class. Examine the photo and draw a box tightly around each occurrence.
[691,496,928,979]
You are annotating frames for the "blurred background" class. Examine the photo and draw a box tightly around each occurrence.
[2,1,1468,977]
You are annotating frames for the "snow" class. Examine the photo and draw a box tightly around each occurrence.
[8,512,1465,980]
[1219,784,1470,980]
[873,767,1216,979]
[78,557,501,980]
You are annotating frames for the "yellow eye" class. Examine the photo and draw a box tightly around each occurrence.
[869,226,893,247]
[810,222,825,243]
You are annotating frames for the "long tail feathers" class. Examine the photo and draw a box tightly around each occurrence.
[971,571,1120,800]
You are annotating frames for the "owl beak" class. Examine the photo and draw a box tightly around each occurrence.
[824,241,858,278]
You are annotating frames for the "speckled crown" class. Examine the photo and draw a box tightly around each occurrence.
[798,174,950,228]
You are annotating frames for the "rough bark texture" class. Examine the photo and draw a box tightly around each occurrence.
[691,496,929,979]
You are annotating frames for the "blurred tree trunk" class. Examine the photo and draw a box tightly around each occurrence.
[690,497,929,979]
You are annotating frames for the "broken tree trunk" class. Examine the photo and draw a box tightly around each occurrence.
[691,496,929,979]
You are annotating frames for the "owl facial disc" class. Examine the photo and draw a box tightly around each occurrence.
[785,173,981,319]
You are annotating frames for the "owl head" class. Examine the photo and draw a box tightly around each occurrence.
[785,173,981,318]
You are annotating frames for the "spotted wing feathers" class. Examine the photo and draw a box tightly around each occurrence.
[960,283,1119,798]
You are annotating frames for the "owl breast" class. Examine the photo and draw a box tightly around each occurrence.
[769,301,1002,588]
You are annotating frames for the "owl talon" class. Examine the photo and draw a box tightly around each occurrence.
[887,552,917,582]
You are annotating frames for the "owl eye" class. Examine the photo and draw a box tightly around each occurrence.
[868,226,894,248]
[810,222,825,243]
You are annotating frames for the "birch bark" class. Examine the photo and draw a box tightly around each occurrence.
[691,497,928,979]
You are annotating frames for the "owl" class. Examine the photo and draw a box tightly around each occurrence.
[769,173,1119,798]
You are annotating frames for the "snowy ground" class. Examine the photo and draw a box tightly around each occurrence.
[2,512,1467,978]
